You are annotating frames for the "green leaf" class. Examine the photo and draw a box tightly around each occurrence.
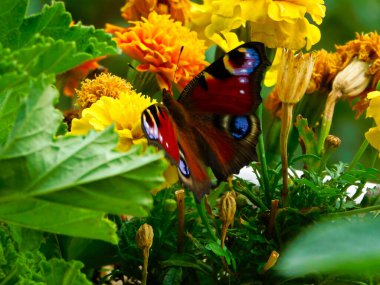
[41,258,92,285]
[0,199,118,244]
[277,217,380,277]
[205,242,236,271]
[0,1,118,76]
[0,0,28,47]
[0,74,166,243]
[295,115,318,155]
[162,267,183,285]
[0,224,92,284]
[161,254,213,275]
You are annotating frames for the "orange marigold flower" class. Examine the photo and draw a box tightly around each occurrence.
[121,0,191,25]
[306,50,342,94]
[106,12,208,91]
[76,72,133,109]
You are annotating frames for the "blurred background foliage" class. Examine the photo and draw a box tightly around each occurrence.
[28,0,380,168]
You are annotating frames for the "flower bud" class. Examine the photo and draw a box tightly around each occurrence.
[262,251,280,272]
[136,223,154,251]
[332,58,371,97]
[277,49,316,104]
[219,192,236,226]
[324,134,341,151]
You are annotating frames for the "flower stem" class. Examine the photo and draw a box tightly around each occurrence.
[195,195,218,242]
[318,90,342,154]
[175,190,185,253]
[257,105,271,206]
[348,138,369,171]
[142,248,149,285]
[280,103,294,205]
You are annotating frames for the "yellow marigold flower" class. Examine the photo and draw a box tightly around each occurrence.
[76,73,133,109]
[365,91,380,158]
[106,12,208,91]
[121,0,191,25]
[71,92,155,152]
[190,0,325,51]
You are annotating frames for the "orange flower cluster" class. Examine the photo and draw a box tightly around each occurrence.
[266,32,380,118]
[76,73,133,108]
[121,0,191,25]
[106,12,208,91]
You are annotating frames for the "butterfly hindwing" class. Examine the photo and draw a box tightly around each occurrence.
[141,101,212,200]
[141,42,270,200]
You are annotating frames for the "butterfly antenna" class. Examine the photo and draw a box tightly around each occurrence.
[128,62,136,71]
[173,46,184,83]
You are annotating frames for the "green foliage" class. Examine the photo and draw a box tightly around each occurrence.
[277,216,380,280]
[0,224,92,284]
[0,0,167,244]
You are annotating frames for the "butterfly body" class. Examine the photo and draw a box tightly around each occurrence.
[141,42,270,200]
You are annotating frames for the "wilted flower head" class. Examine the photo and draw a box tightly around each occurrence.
[365,91,380,158]
[106,12,207,91]
[276,49,315,104]
[306,50,342,94]
[76,73,133,108]
[71,91,156,152]
[332,58,371,98]
[219,192,236,226]
[121,0,191,24]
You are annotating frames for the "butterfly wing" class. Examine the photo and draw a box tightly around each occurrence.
[141,42,270,200]
[176,42,270,181]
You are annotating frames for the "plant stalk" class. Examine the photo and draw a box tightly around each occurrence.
[257,105,271,206]
[348,137,370,171]
[175,190,185,252]
[266,199,279,239]
[195,195,218,242]
[221,223,228,249]
[142,248,149,285]
[317,90,342,154]
[280,103,294,205]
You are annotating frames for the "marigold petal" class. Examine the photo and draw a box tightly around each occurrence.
[264,48,282,87]
[70,118,93,135]
[209,32,244,52]
[268,1,306,23]
[366,92,380,126]
[365,127,380,158]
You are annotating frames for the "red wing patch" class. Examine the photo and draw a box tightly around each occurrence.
[141,104,180,163]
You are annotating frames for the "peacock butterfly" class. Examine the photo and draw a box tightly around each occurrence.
[141,42,270,201]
